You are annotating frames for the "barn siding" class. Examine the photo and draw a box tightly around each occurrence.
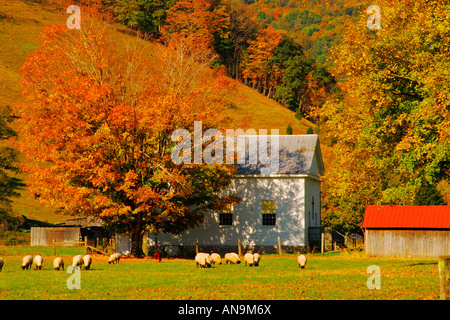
[31,227,81,246]
[366,229,450,258]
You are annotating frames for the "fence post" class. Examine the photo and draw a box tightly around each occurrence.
[237,238,241,257]
[321,233,324,256]
[277,236,282,255]
[142,234,148,256]
[195,237,198,255]
[53,239,56,256]
[438,256,450,300]
[102,238,107,252]
[84,236,88,255]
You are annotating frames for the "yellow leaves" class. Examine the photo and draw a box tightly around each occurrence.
[242,26,283,82]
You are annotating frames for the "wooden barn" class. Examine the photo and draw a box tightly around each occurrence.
[31,216,109,246]
[31,226,81,246]
[362,205,450,258]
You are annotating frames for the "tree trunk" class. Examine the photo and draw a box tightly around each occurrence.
[130,213,144,257]
[131,228,144,257]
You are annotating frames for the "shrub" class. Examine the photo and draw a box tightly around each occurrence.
[286,124,293,135]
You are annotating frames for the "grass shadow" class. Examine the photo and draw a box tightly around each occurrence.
[407,262,437,266]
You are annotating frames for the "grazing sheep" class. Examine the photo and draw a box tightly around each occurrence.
[33,254,43,270]
[224,252,241,264]
[195,252,211,268]
[210,253,222,265]
[82,255,92,270]
[21,255,33,270]
[108,253,121,264]
[53,257,64,271]
[253,253,261,266]
[72,255,83,268]
[243,252,254,266]
[298,254,307,269]
[0,257,3,272]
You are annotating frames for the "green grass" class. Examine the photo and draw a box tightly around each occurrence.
[0,248,440,300]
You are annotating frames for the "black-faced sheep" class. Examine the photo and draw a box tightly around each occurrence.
[243,252,254,266]
[82,255,92,270]
[33,254,43,270]
[195,252,211,268]
[298,254,307,269]
[53,257,64,271]
[108,253,121,264]
[253,253,261,266]
[72,255,83,268]
[224,252,241,264]
[21,255,33,270]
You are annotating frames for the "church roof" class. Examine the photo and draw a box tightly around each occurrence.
[235,135,324,176]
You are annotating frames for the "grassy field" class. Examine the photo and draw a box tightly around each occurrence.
[0,246,440,300]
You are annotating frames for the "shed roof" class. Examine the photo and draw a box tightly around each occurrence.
[362,205,450,229]
[236,135,324,175]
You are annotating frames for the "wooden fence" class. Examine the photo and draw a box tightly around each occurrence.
[52,236,112,256]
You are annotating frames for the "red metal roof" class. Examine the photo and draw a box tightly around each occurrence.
[362,205,450,229]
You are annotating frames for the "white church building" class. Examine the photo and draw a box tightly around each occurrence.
[140,134,324,256]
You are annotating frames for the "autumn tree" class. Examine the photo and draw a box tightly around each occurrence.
[14,18,239,256]
[242,26,283,95]
[162,0,232,58]
[216,0,258,79]
[316,0,450,232]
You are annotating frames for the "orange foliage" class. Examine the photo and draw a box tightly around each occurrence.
[13,17,239,254]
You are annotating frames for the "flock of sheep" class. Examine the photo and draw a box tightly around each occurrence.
[195,252,308,269]
[0,252,122,272]
[0,251,308,272]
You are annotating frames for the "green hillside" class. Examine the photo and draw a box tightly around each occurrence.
[243,0,363,67]
[0,0,313,224]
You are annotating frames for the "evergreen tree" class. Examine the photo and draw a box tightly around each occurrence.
[0,105,24,230]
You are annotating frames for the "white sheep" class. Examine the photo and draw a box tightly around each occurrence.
[298,254,307,269]
[33,254,43,270]
[243,252,254,266]
[21,255,33,270]
[82,255,92,270]
[72,255,83,268]
[195,252,211,268]
[0,257,3,272]
[253,253,261,266]
[53,257,64,271]
[210,253,222,265]
[108,253,121,264]
[224,252,241,264]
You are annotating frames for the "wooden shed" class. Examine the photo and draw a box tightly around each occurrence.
[362,205,450,258]
[31,226,81,246]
